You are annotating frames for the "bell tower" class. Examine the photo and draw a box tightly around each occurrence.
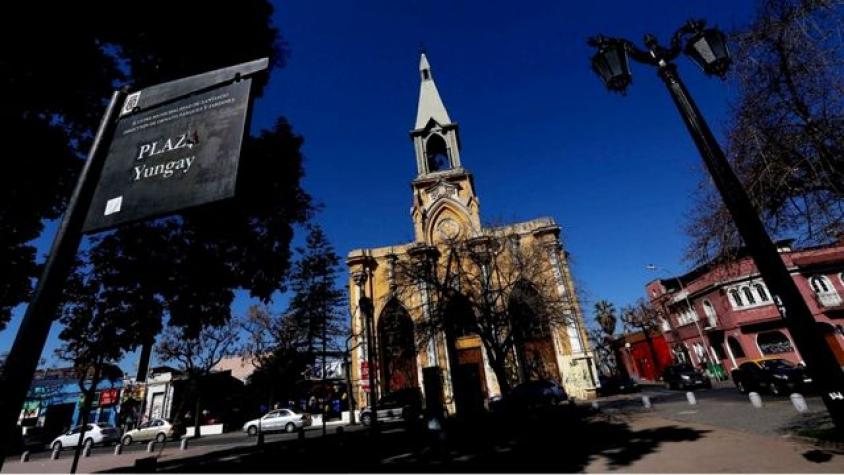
[410,53,481,244]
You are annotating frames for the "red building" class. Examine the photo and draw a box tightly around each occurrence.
[646,239,844,374]
[613,331,673,382]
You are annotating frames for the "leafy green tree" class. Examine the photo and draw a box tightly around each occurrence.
[286,225,347,359]
[0,0,291,330]
[594,300,617,337]
[55,261,142,472]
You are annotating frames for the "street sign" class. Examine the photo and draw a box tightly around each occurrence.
[82,59,267,233]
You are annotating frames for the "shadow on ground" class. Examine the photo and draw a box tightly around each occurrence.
[105,406,707,473]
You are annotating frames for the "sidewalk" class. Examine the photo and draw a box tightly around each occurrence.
[585,412,844,473]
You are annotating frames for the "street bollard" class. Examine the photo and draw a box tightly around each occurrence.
[180,437,189,450]
[686,391,697,405]
[591,401,600,411]
[146,441,155,453]
[51,446,60,460]
[114,444,123,456]
[790,393,809,413]
[749,392,763,408]
[83,443,92,457]
[20,450,30,463]
[642,395,652,409]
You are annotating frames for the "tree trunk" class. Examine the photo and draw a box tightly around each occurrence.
[192,378,202,439]
[70,363,101,474]
[484,347,512,396]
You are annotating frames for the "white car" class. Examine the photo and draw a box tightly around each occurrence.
[121,419,184,445]
[242,409,311,435]
[50,423,121,451]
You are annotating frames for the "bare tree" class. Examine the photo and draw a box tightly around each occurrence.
[620,299,664,375]
[157,319,241,438]
[392,230,577,396]
[686,0,844,264]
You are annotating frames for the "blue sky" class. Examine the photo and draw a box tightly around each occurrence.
[1,1,759,373]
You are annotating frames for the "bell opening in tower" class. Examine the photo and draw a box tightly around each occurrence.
[426,134,451,172]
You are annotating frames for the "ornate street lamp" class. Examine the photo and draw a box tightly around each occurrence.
[588,36,632,92]
[588,19,844,433]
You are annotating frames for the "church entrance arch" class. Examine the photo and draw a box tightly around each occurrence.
[377,299,418,394]
[509,280,560,384]
[443,294,487,416]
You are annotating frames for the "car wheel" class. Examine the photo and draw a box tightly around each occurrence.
[121,435,133,446]
[737,381,747,394]
[285,422,296,433]
[84,438,94,450]
[247,425,258,437]
[52,441,62,452]
[155,433,166,443]
[361,413,371,426]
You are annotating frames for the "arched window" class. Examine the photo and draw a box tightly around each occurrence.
[377,299,418,392]
[742,286,756,305]
[810,275,832,294]
[754,283,769,302]
[729,289,743,307]
[425,134,450,172]
[757,330,794,355]
[727,336,746,358]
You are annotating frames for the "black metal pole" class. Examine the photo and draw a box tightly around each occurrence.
[361,296,379,433]
[0,90,126,469]
[656,62,844,431]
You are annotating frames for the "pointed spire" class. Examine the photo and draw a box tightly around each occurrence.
[415,53,452,130]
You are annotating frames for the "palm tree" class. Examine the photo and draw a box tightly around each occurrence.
[594,300,617,337]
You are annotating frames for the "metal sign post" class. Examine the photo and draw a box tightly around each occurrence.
[0,59,268,469]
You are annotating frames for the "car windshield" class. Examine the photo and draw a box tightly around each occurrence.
[760,359,796,370]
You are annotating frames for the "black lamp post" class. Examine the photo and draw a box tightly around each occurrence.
[588,19,844,432]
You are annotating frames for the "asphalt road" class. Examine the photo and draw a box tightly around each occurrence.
[13,422,367,464]
[594,382,830,437]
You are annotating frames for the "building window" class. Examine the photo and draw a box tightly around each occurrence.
[757,331,794,355]
[727,336,746,358]
[742,286,756,305]
[754,283,769,302]
[810,275,833,294]
[729,289,743,307]
[702,299,717,327]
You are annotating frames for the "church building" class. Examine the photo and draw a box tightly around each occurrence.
[347,54,598,416]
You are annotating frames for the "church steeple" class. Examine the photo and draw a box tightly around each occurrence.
[411,53,462,176]
[409,52,479,244]
[415,53,451,130]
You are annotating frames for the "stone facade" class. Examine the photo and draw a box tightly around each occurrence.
[346,54,597,415]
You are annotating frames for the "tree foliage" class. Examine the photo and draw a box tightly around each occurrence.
[241,225,346,404]
[686,0,844,263]
[0,0,295,330]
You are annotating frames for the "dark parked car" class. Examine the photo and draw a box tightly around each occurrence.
[662,364,712,390]
[731,358,812,395]
[597,374,640,396]
[503,379,568,411]
[360,388,422,426]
